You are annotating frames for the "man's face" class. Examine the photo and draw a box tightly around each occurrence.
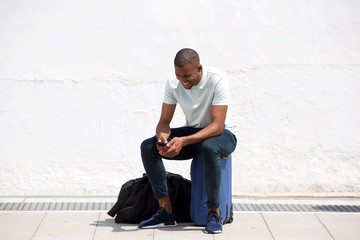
[175,63,202,90]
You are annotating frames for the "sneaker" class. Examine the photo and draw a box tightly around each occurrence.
[204,211,223,234]
[138,208,177,229]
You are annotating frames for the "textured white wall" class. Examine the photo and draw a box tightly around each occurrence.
[0,0,359,196]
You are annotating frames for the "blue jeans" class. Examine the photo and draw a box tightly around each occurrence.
[140,127,237,209]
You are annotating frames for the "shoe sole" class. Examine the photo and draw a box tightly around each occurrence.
[204,229,222,234]
[139,221,177,229]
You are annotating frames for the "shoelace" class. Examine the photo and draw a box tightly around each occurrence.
[207,212,220,223]
[153,208,167,220]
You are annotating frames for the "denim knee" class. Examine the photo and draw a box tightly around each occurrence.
[140,136,158,163]
[200,139,221,158]
[141,138,152,154]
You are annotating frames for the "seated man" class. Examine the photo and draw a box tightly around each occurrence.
[139,48,237,234]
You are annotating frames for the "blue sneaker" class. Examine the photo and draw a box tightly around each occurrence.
[138,208,177,229]
[205,211,223,234]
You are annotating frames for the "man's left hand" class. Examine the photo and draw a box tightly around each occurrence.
[159,137,184,158]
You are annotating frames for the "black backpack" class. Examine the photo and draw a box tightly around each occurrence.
[107,172,192,223]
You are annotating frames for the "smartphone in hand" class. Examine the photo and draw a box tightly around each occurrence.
[155,141,167,146]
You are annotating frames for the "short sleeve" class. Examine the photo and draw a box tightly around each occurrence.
[212,76,230,105]
[163,78,177,104]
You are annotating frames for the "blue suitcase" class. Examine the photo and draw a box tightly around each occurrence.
[190,154,233,226]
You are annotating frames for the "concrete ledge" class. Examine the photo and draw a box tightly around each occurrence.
[233,192,360,198]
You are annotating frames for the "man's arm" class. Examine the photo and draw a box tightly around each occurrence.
[182,105,228,145]
[164,105,228,158]
[156,103,176,143]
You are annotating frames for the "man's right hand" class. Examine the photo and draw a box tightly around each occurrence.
[155,103,176,156]
[156,136,169,153]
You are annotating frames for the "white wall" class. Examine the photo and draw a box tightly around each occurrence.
[1,0,359,196]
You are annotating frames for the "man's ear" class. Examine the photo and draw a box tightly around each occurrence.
[197,64,202,72]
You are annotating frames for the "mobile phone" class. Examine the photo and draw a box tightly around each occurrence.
[155,141,167,146]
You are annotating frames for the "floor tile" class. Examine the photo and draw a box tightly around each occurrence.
[1,197,360,240]
[32,212,100,240]
[154,223,213,240]
[317,213,360,240]
[93,212,154,240]
[0,212,45,240]
[215,212,273,240]
[262,212,333,240]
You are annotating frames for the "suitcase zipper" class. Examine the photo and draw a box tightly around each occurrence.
[225,204,228,223]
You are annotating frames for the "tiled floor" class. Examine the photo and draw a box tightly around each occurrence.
[1,197,359,240]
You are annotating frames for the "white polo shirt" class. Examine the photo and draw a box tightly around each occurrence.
[163,67,230,129]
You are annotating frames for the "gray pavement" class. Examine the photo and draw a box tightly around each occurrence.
[1,197,360,240]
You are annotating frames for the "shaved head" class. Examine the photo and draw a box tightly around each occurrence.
[174,48,200,68]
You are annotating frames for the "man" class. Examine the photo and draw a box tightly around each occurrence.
[139,48,237,234]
